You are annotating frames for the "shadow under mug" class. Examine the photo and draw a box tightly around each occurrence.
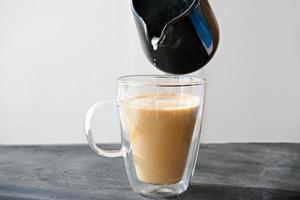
[84,75,207,198]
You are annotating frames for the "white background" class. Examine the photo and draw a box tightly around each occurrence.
[0,0,299,144]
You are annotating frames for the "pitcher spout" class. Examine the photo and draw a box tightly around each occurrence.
[131,0,197,50]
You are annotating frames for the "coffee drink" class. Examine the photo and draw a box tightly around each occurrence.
[122,93,199,184]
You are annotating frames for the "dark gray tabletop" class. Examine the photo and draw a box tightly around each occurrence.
[0,143,299,200]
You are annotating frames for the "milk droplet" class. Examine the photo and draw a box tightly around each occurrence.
[153,58,157,66]
[151,37,160,51]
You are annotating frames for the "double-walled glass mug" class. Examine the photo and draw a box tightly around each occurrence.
[84,75,207,198]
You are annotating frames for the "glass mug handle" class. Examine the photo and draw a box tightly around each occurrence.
[84,100,124,158]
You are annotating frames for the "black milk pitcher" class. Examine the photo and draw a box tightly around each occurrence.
[131,0,220,74]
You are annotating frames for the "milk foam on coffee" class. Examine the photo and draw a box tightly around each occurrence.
[122,93,199,185]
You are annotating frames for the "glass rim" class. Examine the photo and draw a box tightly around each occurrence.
[117,75,207,87]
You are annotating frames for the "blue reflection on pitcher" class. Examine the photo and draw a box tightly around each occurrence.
[190,7,213,55]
